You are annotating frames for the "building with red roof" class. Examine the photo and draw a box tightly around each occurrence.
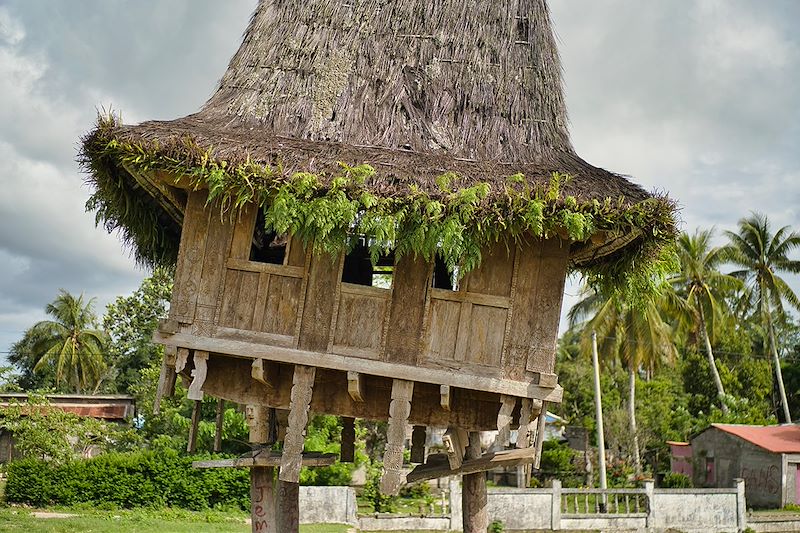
[688,424,800,508]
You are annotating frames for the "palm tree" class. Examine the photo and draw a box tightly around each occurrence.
[28,290,108,393]
[725,213,800,423]
[668,230,743,414]
[569,288,677,475]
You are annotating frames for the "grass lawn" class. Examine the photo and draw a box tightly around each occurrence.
[0,508,353,533]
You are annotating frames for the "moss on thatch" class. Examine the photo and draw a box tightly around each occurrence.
[80,114,677,300]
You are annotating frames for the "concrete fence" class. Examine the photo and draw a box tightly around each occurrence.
[299,479,748,532]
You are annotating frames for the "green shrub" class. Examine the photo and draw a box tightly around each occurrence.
[661,472,693,488]
[5,449,249,510]
[489,520,505,532]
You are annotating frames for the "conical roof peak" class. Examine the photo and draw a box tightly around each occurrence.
[198,0,573,163]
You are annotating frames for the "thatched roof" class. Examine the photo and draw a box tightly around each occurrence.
[80,0,677,293]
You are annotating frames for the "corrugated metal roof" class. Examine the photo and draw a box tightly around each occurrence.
[712,424,800,453]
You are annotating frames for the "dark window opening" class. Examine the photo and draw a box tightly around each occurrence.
[432,255,457,290]
[342,239,394,288]
[250,209,287,264]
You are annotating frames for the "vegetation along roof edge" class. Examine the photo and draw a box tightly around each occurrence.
[79,114,678,299]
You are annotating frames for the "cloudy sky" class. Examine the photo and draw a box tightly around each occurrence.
[0,1,798,363]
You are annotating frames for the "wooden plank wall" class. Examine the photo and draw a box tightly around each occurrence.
[170,190,211,324]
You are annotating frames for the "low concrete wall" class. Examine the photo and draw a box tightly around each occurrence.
[359,515,450,531]
[299,486,357,525]
[748,513,800,532]
[653,489,740,533]
[561,515,646,530]
[486,488,552,530]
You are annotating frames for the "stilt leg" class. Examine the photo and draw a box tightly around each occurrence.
[380,379,414,495]
[251,466,276,533]
[275,478,300,533]
[214,398,225,452]
[462,432,488,533]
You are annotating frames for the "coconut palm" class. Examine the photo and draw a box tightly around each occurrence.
[668,230,743,414]
[28,290,108,393]
[724,213,800,423]
[569,288,677,475]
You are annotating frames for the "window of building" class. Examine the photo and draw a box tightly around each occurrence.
[341,239,394,289]
[249,209,287,264]
[432,255,458,290]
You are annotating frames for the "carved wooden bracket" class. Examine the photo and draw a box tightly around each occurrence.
[279,365,316,483]
[187,350,209,401]
[347,371,365,402]
[380,379,414,495]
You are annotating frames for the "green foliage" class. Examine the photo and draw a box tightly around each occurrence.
[82,114,678,299]
[0,395,119,465]
[5,449,249,510]
[361,462,397,513]
[661,472,693,488]
[103,268,173,394]
[299,415,358,486]
[10,290,108,393]
[489,519,506,533]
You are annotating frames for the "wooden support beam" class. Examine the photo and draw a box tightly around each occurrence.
[214,398,225,453]
[193,452,336,469]
[380,379,414,495]
[187,350,209,401]
[406,447,538,483]
[440,384,451,411]
[187,399,201,453]
[251,359,276,392]
[516,398,533,448]
[443,426,469,470]
[279,365,316,483]
[411,425,426,464]
[347,371,365,402]
[495,395,516,449]
[533,401,548,469]
[246,404,270,444]
[175,347,190,373]
[340,417,356,463]
[154,347,177,415]
[463,432,488,533]
[251,466,276,533]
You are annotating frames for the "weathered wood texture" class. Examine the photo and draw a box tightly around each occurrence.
[407,447,538,483]
[214,398,225,452]
[298,253,341,351]
[201,356,510,430]
[411,425,426,464]
[381,379,414,495]
[170,190,211,324]
[193,452,336,469]
[276,480,300,533]
[340,417,355,463]
[507,238,570,377]
[384,254,430,364]
[279,365,316,483]
[462,432,488,533]
[187,399,201,453]
[251,466,276,533]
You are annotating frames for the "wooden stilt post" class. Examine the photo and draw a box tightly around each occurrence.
[214,398,225,452]
[380,379,414,495]
[462,431,488,533]
[275,479,300,533]
[251,466,276,533]
[341,417,356,463]
[187,399,201,453]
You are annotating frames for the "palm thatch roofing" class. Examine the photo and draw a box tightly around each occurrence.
[80,0,677,295]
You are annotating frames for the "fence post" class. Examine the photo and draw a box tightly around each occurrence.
[551,479,562,530]
[449,476,463,531]
[644,479,655,529]
[735,478,746,532]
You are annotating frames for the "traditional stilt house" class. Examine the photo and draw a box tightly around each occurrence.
[80,0,676,530]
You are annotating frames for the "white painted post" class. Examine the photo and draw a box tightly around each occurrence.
[449,476,463,531]
[551,479,561,530]
[735,478,746,533]
[592,331,609,510]
[644,479,655,529]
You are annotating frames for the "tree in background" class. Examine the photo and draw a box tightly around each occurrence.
[103,268,172,394]
[569,288,677,475]
[725,212,800,422]
[14,291,108,394]
[668,229,743,413]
